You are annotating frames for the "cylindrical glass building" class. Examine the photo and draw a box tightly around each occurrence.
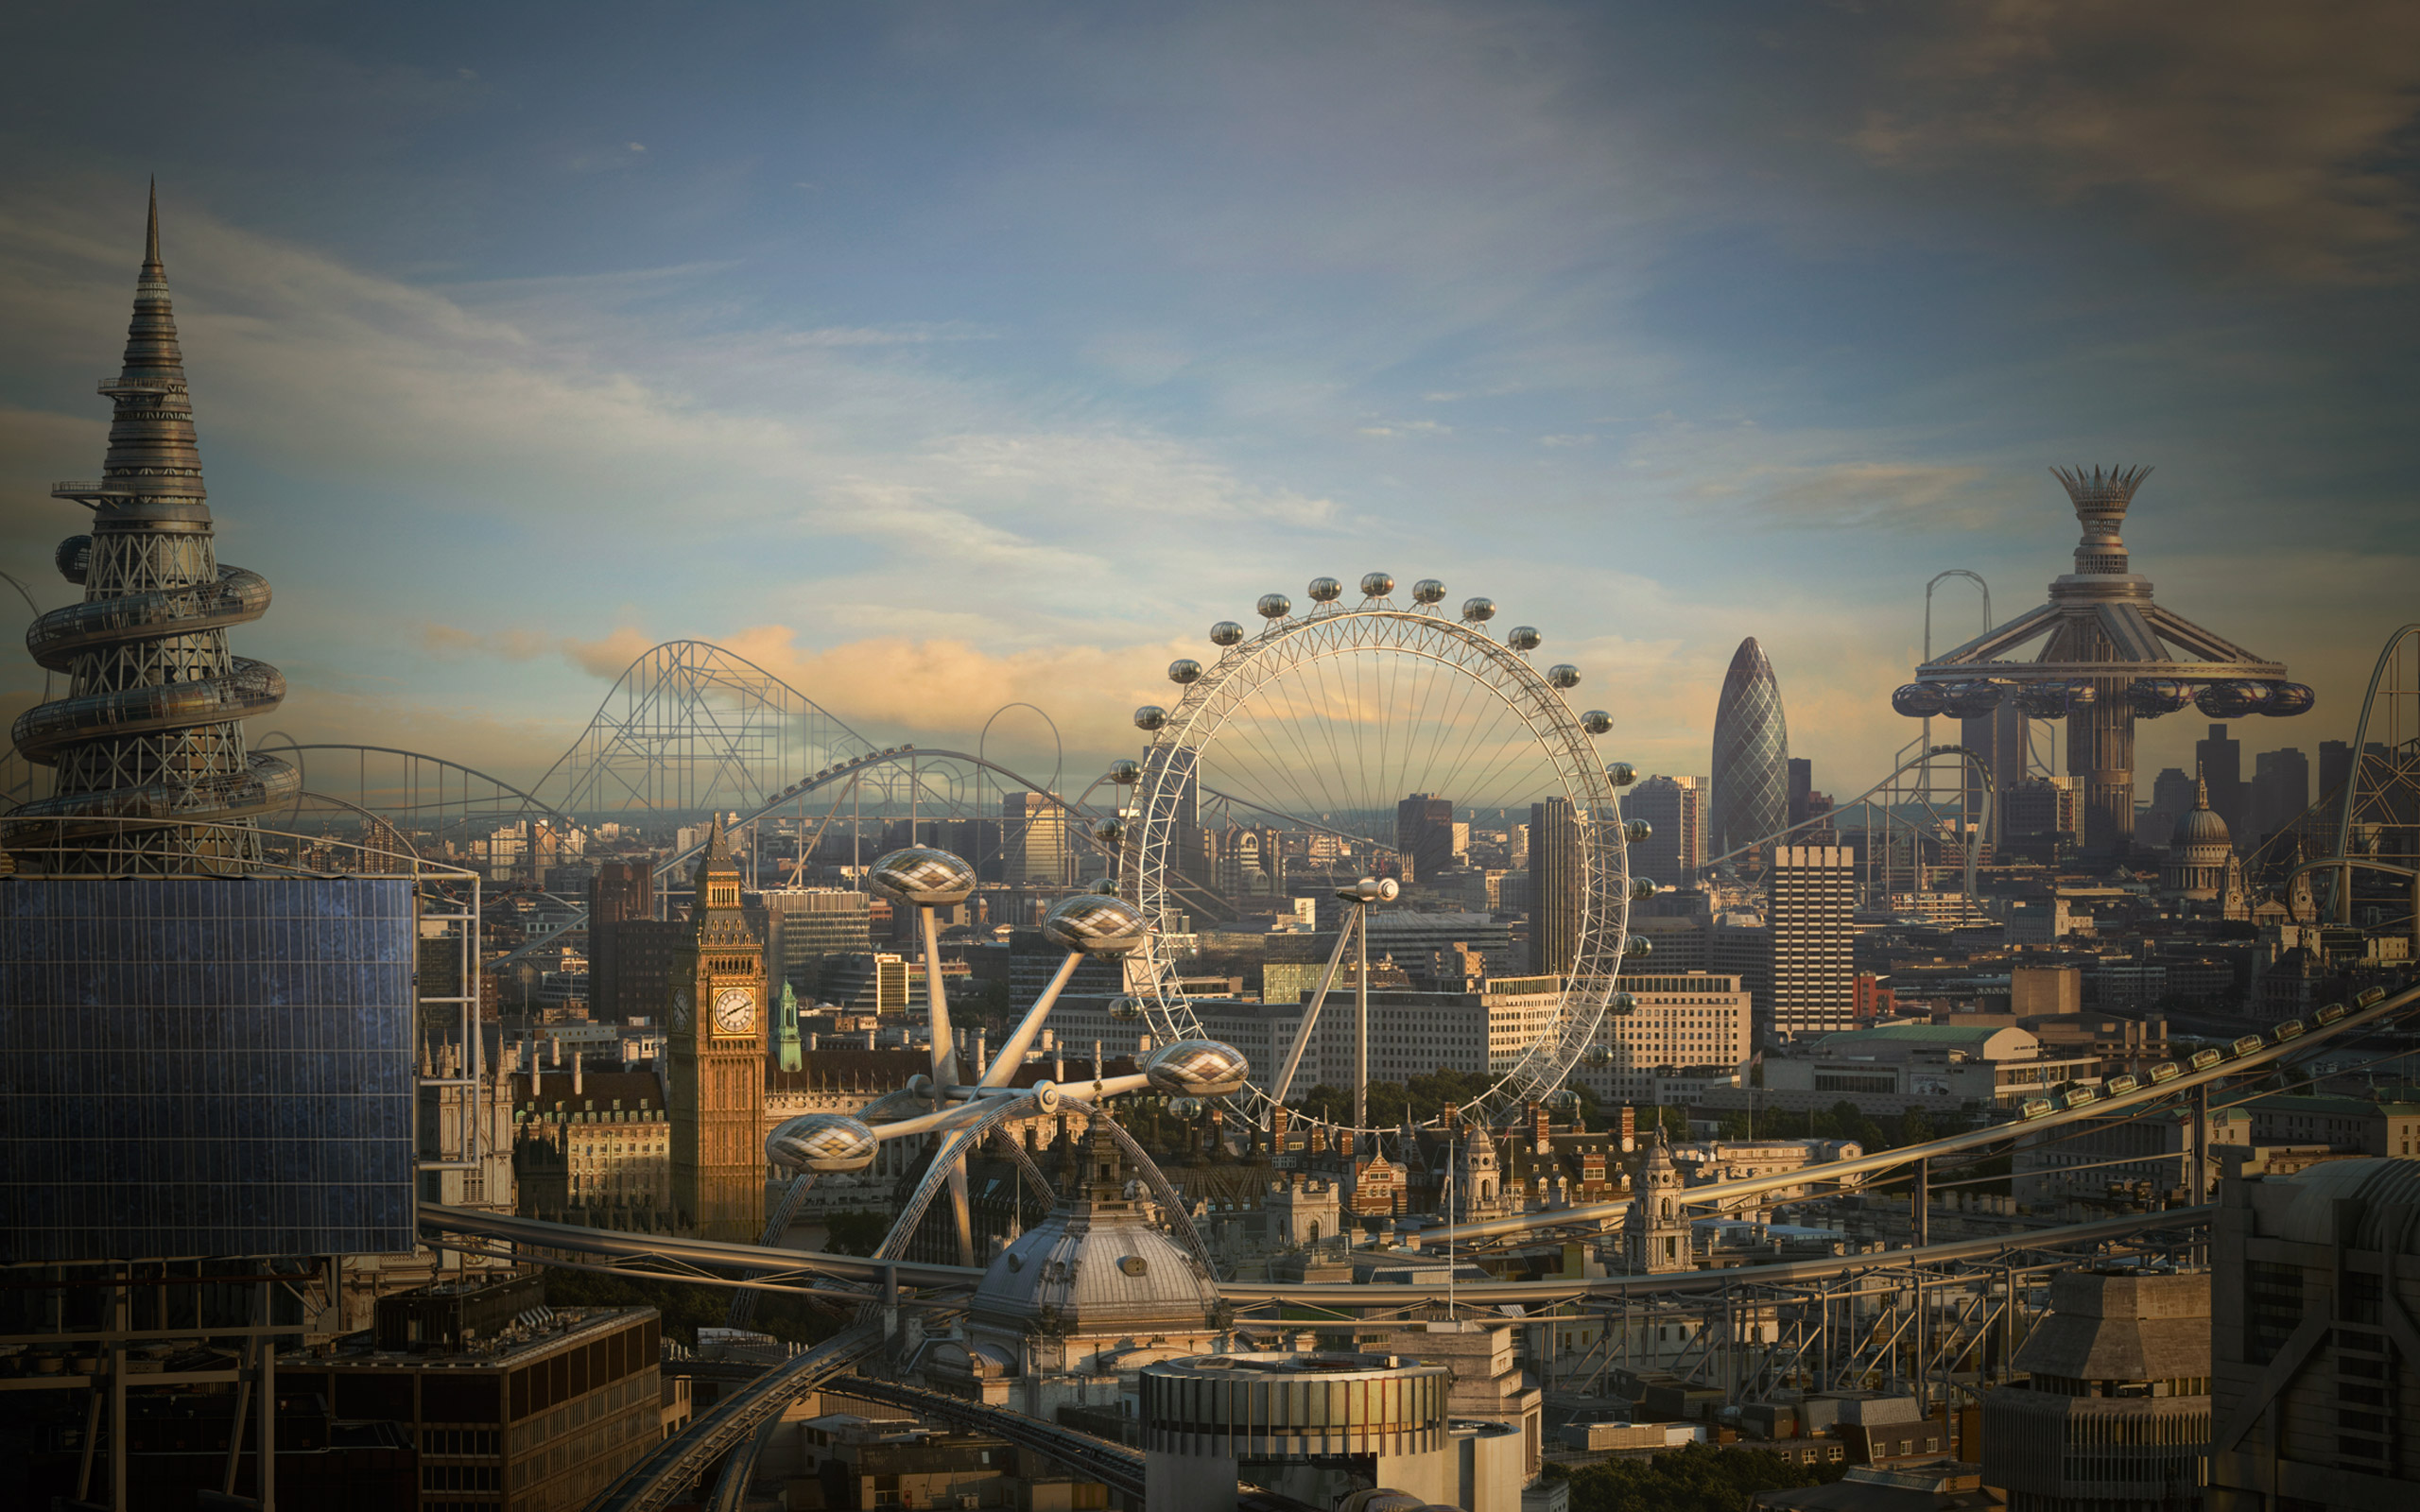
[1710,637,1789,862]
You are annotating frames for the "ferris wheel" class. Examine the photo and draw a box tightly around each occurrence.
[1123,573,1641,1141]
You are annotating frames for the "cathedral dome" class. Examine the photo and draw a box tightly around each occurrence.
[969,1124,1221,1338]
[2169,776,2230,850]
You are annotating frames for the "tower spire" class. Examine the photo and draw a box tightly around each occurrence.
[145,177,161,273]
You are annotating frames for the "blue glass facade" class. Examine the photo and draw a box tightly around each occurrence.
[0,877,417,1262]
[1710,637,1789,859]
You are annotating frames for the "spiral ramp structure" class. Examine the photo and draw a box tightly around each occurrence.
[4,186,293,872]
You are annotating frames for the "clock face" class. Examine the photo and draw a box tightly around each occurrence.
[713,987,757,1034]
[671,990,690,1029]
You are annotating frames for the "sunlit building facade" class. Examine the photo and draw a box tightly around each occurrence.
[1709,637,1789,863]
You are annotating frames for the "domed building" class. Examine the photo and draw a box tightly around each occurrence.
[916,1118,1232,1421]
[2161,774,2244,911]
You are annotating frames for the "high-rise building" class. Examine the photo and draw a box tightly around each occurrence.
[1766,845,1855,1041]
[1962,700,2029,850]
[759,886,873,1000]
[667,817,768,1241]
[1625,776,1703,887]
[2319,739,2354,803]
[1787,758,1812,830]
[10,187,294,873]
[2249,746,2310,847]
[2197,723,2245,845]
[2142,766,2198,848]
[1709,637,1789,864]
[1527,798,1582,977]
[1003,791,1071,885]
[2209,1160,2420,1508]
[2004,776,2079,862]
[1395,793,1458,884]
[584,859,654,1023]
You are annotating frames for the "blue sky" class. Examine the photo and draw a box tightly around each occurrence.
[4,1,2414,797]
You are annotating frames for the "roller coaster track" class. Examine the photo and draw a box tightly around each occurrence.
[822,1376,1149,1501]
[1418,975,2420,1246]
[588,1323,889,1512]
[419,1198,2204,1311]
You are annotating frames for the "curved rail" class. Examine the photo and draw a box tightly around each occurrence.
[588,1323,887,1512]
[422,1198,2200,1311]
[1702,742,1992,896]
[823,1375,1146,1500]
[1420,975,2419,1246]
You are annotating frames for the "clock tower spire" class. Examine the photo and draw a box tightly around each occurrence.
[669,816,768,1240]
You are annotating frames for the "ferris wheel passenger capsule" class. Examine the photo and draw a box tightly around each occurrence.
[1583,1045,1614,1070]
[1167,659,1204,684]
[1089,878,1121,895]
[1622,817,1652,844]
[868,847,978,907]
[1581,710,1613,735]
[1209,620,1245,646]
[1606,762,1638,787]
[1609,991,1639,1015]
[1629,877,1657,900]
[1410,578,1447,604]
[1306,577,1344,603]
[1108,759,1141,784]
[1093,817,1126,845]
[1043,893,1150,955]
[1107,996,1145,1022]
[1167,1096,1206,1119]
[766,1114,878,1174]
[1360,572,1395,598]
[1144,1039,1252,1098]
[1133,705,1167,731]
[1258,593,1295,620]
[1507,626,1542,652]
[1547,663,1580,689]
[1622,936,1653,957]
[1461,596,1496,623]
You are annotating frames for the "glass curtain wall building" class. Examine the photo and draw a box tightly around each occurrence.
[1709,637,1789,864]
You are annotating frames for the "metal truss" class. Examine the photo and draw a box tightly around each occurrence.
[532,639,882,817]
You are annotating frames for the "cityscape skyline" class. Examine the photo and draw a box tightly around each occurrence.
[4,5,2416,799]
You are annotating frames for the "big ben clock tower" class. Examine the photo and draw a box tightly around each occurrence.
[668,816,768,1240]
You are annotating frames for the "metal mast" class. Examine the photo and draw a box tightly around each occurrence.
[9,184,293,872]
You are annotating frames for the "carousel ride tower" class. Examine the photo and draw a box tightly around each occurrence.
[9,186,292,872]
[1896,467,2309,855]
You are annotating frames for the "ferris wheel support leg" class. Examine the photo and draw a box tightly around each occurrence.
[1356,902,1371,1135]
[1270,907,1361,1107]
[981,951,1083,1089]
[919,905,976,1266]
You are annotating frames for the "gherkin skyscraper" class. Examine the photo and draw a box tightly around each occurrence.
[8,186,293,873]
[1709,637,1789,863]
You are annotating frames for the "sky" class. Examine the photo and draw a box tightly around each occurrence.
[3,1,2415,804]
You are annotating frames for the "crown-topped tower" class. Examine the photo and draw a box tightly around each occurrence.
[9,185,292,873]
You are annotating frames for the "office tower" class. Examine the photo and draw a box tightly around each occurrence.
[1787,758,1812,829]
[667,818,767,1241]
[760,886,873,1000]
[2196,723,2245,844]
[1571,971,1752,1106]
[1709,637,1789,863]
[2319,739,2353,802]
[1395,793,1458,884]
[2142,767,2198,848]
[2209,1160,2420,1508]
[1528,798,1582,977]
[1983,1270,2209,1512]
[1003,791,1071,885]
[1766,845,1855,1040]
[1962,700,2028,849]
[1626,775,1703,887]
[584,859,653,1023]
[13,187,293,873]
[2249,747,2310,845]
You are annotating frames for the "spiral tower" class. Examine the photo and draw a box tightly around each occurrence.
[7,185,293,872]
